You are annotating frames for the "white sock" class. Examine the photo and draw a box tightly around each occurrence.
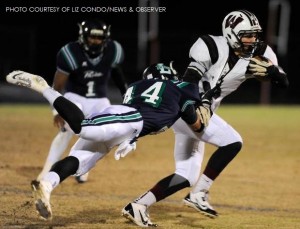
[134,191,157,207]
[37,131,73,181]
[42,171,61,191]
[42,88,62,105]
[192,174,213,193]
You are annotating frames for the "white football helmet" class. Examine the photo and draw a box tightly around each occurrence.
[222,10,262,57]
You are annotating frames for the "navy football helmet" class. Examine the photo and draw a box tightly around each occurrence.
[78,19,111,57]
[142,62,179,81]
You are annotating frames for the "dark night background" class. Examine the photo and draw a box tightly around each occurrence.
[0,0,299,104]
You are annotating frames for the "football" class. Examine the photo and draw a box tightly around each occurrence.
[252,55,269,62]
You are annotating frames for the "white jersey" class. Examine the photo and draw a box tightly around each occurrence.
[172,35,282,183]
[189,35,278,111]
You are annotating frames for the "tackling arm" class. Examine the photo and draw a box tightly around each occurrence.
[181,96,213,133]
[181,104,203,132]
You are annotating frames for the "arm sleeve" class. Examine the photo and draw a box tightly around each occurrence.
[181,103,198,125]
[268,66,289,88]
[182,63,203,85]
[263,45,289,88]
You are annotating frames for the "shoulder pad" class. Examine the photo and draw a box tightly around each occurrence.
[199,35,219,64]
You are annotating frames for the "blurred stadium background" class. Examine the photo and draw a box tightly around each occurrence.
[0,0,298,104]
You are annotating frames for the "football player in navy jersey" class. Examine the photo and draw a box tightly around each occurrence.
[36,19,128,183]
[6,62,212,223]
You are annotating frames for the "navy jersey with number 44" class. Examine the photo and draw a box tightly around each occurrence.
[123,79,200,137]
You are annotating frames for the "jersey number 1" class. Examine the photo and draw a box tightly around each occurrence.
[86,81,96,97]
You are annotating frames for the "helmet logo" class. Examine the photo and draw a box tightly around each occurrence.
[142,62,179,81]
[156,63,171,75]
[225,15,244,30]
[251,17,259,26]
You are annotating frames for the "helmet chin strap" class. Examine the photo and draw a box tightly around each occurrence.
[234,37,258,59]
[239,44,255,58]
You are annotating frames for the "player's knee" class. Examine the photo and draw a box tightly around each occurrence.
[221,141,242,159]
[175,151,203,186]
[232,141,242,154]
[175,167,200,186]
[51,156,79,182]
[228,131,243,146]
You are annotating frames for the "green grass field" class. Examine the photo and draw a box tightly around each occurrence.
[0,104,299,228]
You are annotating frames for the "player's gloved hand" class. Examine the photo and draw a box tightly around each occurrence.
[248,56,276,77]
[114,139,137,160]
[196,98,211,128]
[195,86,218,132]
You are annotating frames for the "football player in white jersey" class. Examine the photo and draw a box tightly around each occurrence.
[122,10,289,227]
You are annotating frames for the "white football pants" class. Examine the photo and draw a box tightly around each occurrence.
[172,113,243,186]
[68,105,143,177]
[37,92,111,180]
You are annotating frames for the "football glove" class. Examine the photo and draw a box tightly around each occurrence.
[248,56,274,77]
[197,99,211,128]
[114,139,137,160]
[196,85,220,132]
